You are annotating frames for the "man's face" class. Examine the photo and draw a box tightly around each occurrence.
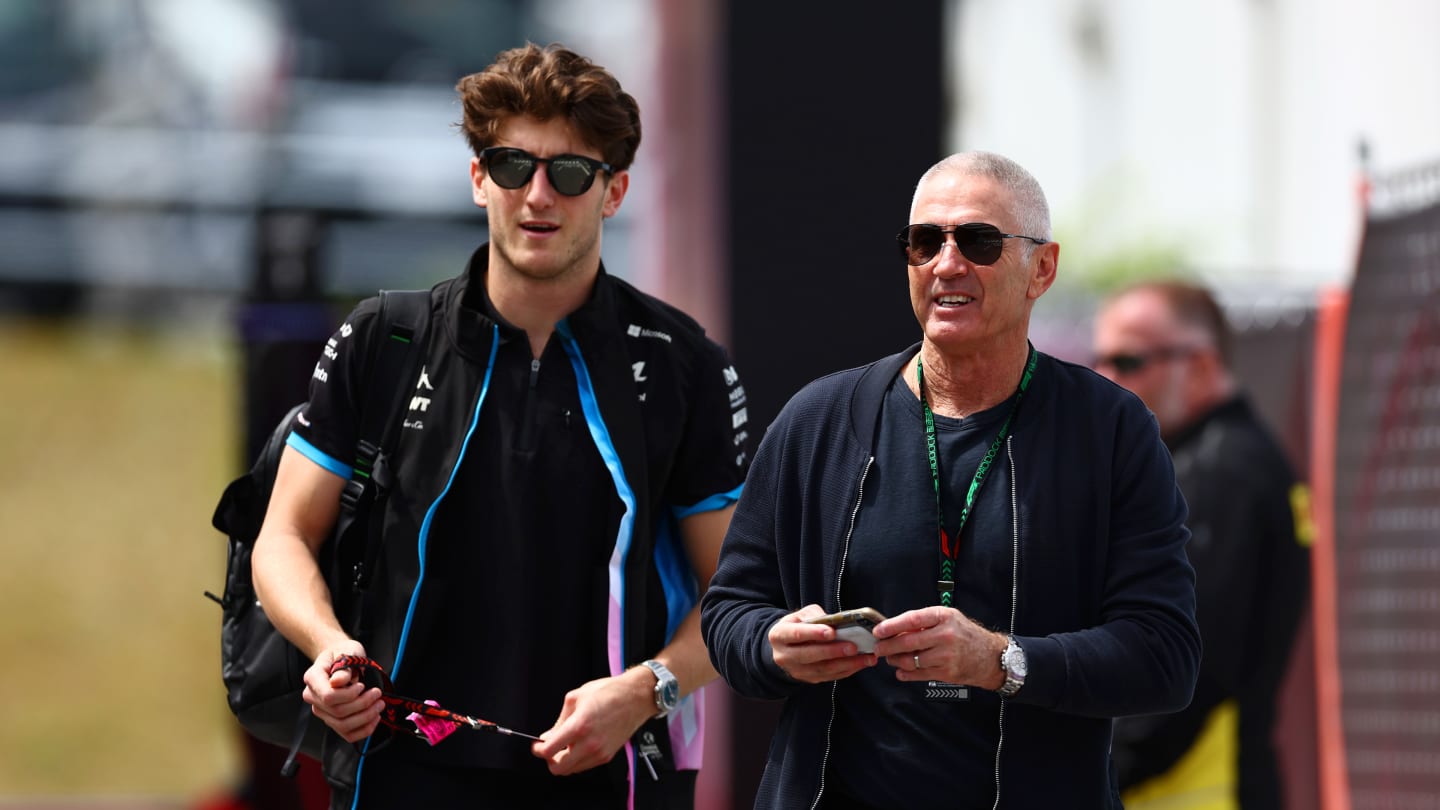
[907,172,1056,358]
[1091,290,1197,436]
[469,115,628,283]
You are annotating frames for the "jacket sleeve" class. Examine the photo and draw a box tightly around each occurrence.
[1187,426,1310,705]
[289,296,385,473]
[1014,403,1202,719]
[1116,415,1310,785]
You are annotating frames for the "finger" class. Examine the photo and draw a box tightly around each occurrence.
[313,685,379,720]
[769,605,830,642]
[536,737,582,775]
[893,661,952,684]
[548,747,583,775]
[882,652,918,670]
[872,635,919,658]
[308,664,357,699]
[314,697,382,740]
[303,660,341,694]
[532,725,570,760]
[775,639,865,674]
[786,653,876,684]
[773,620,844,648]
[869,605,961,637]
[872,607,939,639]
[338,714,382,743]
[549,736,609,775]
[309,675,366,706]
[544,745,579,775]
[876,618,951,653]
[790,604,829,622]
[533,692,586,760]
[328,692,381,723]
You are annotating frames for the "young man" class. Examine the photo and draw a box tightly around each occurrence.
[252,43,750,809]
[1094,281,1310,810]
[701,152,1201,808]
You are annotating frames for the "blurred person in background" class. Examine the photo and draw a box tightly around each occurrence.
[702,152,1200,808]
[251,42,750,809]
[1093,280,1311,810]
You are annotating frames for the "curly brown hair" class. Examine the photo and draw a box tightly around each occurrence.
[455,42,642,171]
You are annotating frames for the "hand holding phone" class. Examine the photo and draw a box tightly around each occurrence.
[807,607,886,654]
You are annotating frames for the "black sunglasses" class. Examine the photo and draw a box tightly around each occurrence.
[896,223,1048,266]
[1092,347,1197,375]
[480,147,613,197]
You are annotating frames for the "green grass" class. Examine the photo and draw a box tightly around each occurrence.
[0,317,245,797]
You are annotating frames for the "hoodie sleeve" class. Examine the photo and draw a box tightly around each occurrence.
[1013,396,1202,718]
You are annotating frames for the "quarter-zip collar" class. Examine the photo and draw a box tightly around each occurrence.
[447,243,621,363]
[444,246,650,658]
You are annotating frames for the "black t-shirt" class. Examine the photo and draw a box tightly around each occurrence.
[828,371,1019,808]
[393,319,623,772]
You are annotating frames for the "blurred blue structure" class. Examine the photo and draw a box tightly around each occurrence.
[0,0,633,316]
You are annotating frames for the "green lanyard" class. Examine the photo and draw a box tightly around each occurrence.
[918,345,1037,606]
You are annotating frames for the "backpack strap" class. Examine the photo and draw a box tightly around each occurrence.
[338,288,433,595]
[280,288,432,778]
[352,289,432,492]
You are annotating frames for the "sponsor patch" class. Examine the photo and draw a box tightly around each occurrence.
[627,324,672,343]
[731,408,748,429]
[924,682,970,702]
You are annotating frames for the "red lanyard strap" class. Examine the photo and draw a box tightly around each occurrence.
[918,345,1037,606]
[329,654,543,743]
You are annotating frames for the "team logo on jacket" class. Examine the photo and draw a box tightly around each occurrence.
[723,365,748,468]
[404,365,433,430]
[627,323,672,343]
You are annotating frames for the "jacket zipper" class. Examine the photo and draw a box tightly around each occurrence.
[991,436,1020,810]
[520,357,541,449]
[812,455,875,810]
[355,326,499,810]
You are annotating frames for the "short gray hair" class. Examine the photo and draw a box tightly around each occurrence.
[910,151,1051,241]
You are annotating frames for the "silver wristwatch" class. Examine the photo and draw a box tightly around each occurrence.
[997,636,1027,697]
[642,659,680,718]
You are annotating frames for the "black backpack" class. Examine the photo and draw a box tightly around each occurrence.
[207,289,431,775]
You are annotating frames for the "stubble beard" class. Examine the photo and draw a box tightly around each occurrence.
[493,225,602,287]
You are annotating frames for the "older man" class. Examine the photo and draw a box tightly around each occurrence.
[1094,280,1310,810]
[702,152,1201,809]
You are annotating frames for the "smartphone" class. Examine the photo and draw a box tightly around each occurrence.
[807,607,887,654]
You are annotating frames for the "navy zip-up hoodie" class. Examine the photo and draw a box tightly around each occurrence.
[701,345,1200,809]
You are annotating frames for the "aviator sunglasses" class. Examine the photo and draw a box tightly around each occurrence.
[480,147,613,197]
[1092,347,1197,375]
[896,223,1048,266]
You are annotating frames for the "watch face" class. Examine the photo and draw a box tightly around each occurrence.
[1005,644,1027,677]
[659,678,680,709]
